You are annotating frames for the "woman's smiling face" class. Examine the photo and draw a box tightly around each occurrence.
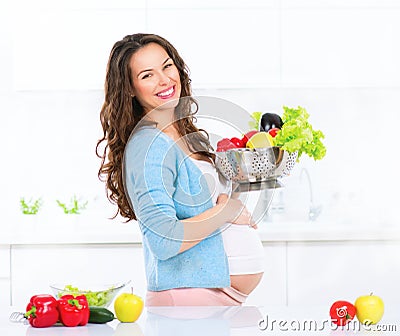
[130,42,181,114]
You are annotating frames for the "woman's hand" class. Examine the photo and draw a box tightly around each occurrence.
[216,194,257,229]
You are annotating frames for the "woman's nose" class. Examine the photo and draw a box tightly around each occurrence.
[158,72,170,86]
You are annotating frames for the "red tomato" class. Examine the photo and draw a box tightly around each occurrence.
[241,130,259,146]
[268,127,280,138]
[230,137,245,148]
[329,300,356,326]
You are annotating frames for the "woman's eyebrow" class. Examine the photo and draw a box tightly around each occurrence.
[137,58,171,77]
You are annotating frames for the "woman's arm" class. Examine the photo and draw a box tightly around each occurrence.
[179,194,255,253]
[125,130,254,259]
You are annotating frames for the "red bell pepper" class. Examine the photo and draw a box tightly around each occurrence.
[25,294,59,328]
[57,294,90,327]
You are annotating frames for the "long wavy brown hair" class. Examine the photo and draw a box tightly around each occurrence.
[96,33,213,221]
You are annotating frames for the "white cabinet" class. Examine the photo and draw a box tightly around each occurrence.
[10,242,286,308]
[286,241,400,305]
[245,242,287,306]
[11,244,147,307]
[0,279,10,306]
[12,8,147,91]
[11,4,283,90]
[8,240,400,308]
[0,245,10,305]
[148,8,280,89]
[0,245,9,278]
[281,7,400,87]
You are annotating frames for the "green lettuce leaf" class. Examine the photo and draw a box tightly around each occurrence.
[274,106,326,161]
[248,111,263,130]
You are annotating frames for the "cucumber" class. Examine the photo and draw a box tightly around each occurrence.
[88,306,115,324]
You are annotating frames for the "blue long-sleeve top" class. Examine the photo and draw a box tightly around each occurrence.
[123,126,230,291]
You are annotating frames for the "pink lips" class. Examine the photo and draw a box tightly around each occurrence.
[156,86,175,99]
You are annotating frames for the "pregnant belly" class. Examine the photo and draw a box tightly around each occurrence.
[222,224,265,275]
[230,272,264,295]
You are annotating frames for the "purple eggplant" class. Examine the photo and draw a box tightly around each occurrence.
[259,113,283,132]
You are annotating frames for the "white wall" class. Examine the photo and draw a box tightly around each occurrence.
[1,0,399,224]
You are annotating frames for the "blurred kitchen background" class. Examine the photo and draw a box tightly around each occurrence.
[1,0,400,307]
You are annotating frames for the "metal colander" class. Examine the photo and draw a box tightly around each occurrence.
[215,147,297,185]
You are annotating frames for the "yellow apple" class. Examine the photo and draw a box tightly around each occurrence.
[354,293,384,325]
[114,291,144,323]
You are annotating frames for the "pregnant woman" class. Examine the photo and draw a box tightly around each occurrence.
[96,33,264,306]
[191,159,265,296]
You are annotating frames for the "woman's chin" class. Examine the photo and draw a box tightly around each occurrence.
[155,97,180,111]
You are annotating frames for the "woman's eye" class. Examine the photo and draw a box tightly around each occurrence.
[164,63,174,69]
[141,73,151,79]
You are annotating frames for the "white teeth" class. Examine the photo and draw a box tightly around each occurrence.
[157,87,174,97]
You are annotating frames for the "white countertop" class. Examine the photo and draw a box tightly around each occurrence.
[2,213,400,245]
[2,305,399,335]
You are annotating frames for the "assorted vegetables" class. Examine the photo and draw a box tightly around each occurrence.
[24,293,115,328]
[249,106,326,161]
[216,130,262,152]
